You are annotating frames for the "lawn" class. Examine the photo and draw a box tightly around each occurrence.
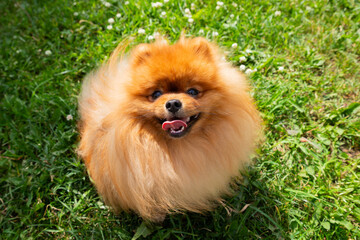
[1,0,359,239]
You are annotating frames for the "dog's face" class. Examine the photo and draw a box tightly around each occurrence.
[125,38,225,138]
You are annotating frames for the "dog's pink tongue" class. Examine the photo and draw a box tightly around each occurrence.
[162,120,187,131]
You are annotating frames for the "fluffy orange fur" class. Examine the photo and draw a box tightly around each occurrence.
[78,37,261,221]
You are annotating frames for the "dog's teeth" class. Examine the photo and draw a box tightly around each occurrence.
[186,117,190,123]
[170,126,185,134]
[194,114,199,118]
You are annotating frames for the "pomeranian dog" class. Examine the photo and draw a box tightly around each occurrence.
[78,36,260,222]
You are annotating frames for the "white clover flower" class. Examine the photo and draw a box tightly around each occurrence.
[239,65,246,71]
[184,8,191,14]
[153,32,161,38]
[73,12,79,16]
[125,1,129,5]
[230,14,234,18]
[245,49,252,54]
[116,13,121,18]
[138,28,146,34]
[212,31,219,37]
[16,49,22,54]
[245,69,253,75]
[275,10,281,16]
[191,3,195,10]
[188,18,194,23]
[45,50,52,56]
[164,0,169,2]
[106,25,113,30]
[152,2,162,7]
[108,18,115,24]
[215,5,220,10]
[104,1,111,7]
[232,2,238,7]
[199,29,204,35]
[253,68,258,72]
[148,35,154,41]
[231,43,238,49]
[161,11,166,17]
[239,56,246,62]
[278,66,284,71]
[217,1,224,6]
[66,114,73,121]
[306,6,313,11]
[184,13,192,18]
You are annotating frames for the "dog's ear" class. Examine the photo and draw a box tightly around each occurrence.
[131,44,152,65]
[189,37,214,61]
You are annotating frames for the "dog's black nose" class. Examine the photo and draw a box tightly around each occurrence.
[165,99,182,113]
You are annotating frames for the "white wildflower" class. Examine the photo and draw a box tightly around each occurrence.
[152,2,162,7]
[230,14,234,18]
[153,32,161,38]
[191,3,195,10]
[232,2,238,7]
[217,1,224,6]
[253,68,258,72]
[212,31,219,37]
[66,115,73,121]
[164,0,169,2]
[215,6,220,10]
[16,49,22,54]
[184,8,191,14]
[148,35,154,41]
[116,13,121,18]
[278,66,284,72]
[245,69,253,75]
[231,43,238,49]
[275,10,281,16]
[306,6,313,12]
[239,65,246,71]
[104,1,111,7]
[125,1,129,5]
[245,49,252,54]
[108,18,114,24]
[138,28,146,34]
[199,29,204,35]
[73,12,79,16]
[161,11,166,17]
[106,25,113,30]
[188,18,194,23]
[45,50,52,56]
[239,56,246,62]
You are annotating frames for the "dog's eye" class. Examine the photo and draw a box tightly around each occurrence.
[186,88,199,97]
[151,90,163,100]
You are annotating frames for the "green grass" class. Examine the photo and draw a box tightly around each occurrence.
[1,0,359,239]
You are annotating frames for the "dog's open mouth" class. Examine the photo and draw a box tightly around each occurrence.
[160,113,201,138]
